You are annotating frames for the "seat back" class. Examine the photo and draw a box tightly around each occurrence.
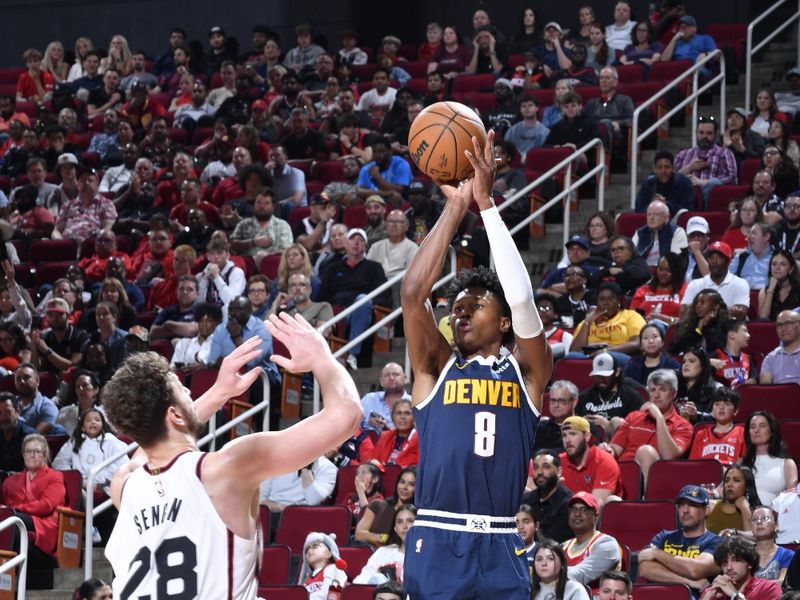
[256,585,308,599]
[707,185,750,211]
[648,60,693,84]
[524,147,573,173]
[615,212,647,238]
[56,470,85,568]
[782,420,800,461]
[46,435,69,462]
[312,160,344,185]
[600,500,676,550]
[735,385,800,422]
[259,504,271,545]
[633,583,692,600]
[739,158,761,187]
[619,461,642,500]
[275,506,352,555]
[645,460,722,500]
[334,464,360,506]
[343,204,368,228]
[338,546,373,581]
[258,545,292,585]
[743,322,779,357]
[452,74,496,94]
[551,359,594,392]
[342,585,375,600]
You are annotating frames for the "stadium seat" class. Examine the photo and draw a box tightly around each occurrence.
[274,505,352,555]
[633,583,692,600]
[406,77,428,95]
[707,185,750,211]
[735,386,800,422]
[148,339,174,361]
[676,211,729,239]
[619,461,642,500]
[288,207,311,227]
[312,160,343,185]
[526,89,556,109]
[34,261,75,288]
[343,585,374,600]
[256,586,308,599]
[56,469,85,567]
[616,64,645,83]
[551,359,594,391]
[46,434,69,460]
[258,545,292,585]
[260,254,281,280]
[615,212,646,238]
[739,159,761,187]
[463,92,497,115]
[343,204,368,228]
[189,368,220,398]
[619,82,663,106]
[0,68,24,84]
[452,74,495,94]
[706,23,747,66]
[743,322,779,357]
[260,505,271,545]
[648,60,693,87]
[644,460,723,500]
[352,64,377,81]
[383,464,403,499]
[334,465,360,505]
[338,546,373,581]
[600,500,676,550]
[524,147,573,174]
[28,239,78,265]
[402,61,428,78]
[782,421,800,461]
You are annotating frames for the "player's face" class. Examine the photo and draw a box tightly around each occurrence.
[721,555,750,587]
[598,580,631,600]
[677,500,707,530]
[305,540,332,568]
[561,428,588,460]
[533,548,560,583]
[532,454,560,492]
[394,508,415,542]
[515,511,537,544]
[169,377,203,438]
[450,288,509,354]
[396,472,416,503]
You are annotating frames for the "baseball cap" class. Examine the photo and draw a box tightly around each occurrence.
[382,35,402,47]
[727,107,749,119]
[590,352,616,377]
[126,325,150,343]
[564,235,589,250]
[706,240,733,260]
[787,67,800,80]
[408,181,428,194]
[45,298,70,314]
[686,216,710,235]
[568,491,600,514]
[494,78,513,90]
[364,194,386,206]
[251,99,268,112]
[347,228,368,242]
[561,416,590,434]
[77,166,98,179]
[675,484,710,506]
[57,153,79,168]
[544,22,563,34]
[309,193,331,206]
[679,15,697,26]
[208,26,225,37]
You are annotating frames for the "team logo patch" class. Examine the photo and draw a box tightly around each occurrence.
[155,479,166,497]
[469,517,487,532]
[415,538,423,553]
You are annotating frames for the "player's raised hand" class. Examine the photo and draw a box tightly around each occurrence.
[266,312,330,374]
[213,336,264,398]
[464,129,497,210]
[439,178,474,213]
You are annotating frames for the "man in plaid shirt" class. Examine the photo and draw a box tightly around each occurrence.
[674,117,737,208]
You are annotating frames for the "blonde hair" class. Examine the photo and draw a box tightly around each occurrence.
[104,35,133,75]
[42,41,67,79]
[73,37,94,61]
[277,244,313,290]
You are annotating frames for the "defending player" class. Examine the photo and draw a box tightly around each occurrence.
[400,131,553,599]
[103,315,362,599]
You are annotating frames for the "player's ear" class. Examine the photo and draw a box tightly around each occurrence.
[167,404,185,427]
[499,315,511,333]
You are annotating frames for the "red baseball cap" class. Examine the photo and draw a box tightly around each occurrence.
[705,241,733,260]
[252,99,268,112]
[568,491,600,514]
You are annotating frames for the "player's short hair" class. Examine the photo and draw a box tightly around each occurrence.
[599,571,632,593]
[102,352,178,447]
[447,265,513,344]
[712,536,759,573]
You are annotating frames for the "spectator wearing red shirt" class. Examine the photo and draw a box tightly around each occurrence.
[689,388,746,466]
[710,320,756,388]
[130,228,174,287]
[77,230,132,284]
[0,97,31,132]
[608,369,692,486]
[147,244,197,311]
[560,416,623,507]
[168,178,220,230]
[156,152,198,210]
[361,399,419,468]
[16,48,54,103]
[120,81,167,131]
[209,146,251,207]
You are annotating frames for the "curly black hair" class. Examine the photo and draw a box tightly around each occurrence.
[446,265,513,344]
[712,535,759,573]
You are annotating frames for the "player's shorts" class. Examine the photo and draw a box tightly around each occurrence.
[403,509,531,600]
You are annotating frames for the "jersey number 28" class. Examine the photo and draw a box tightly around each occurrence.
[120,535,198,600]
[473,411,496,457]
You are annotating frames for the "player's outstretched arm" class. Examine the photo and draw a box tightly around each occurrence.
[209,313,362,488]
[464,132,553,403]
[400,181,472,379]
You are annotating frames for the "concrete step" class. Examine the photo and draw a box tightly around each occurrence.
[23,591,73,600]
[53,565,113,591]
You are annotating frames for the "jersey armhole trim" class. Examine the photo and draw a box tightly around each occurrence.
[195,451,209,481]
[508,354,540,417]
[415,353,457,410]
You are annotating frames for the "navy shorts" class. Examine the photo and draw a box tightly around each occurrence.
[403,524,531,599]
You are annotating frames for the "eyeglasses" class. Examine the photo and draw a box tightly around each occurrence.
[564,271,585,278]
[784,202,800,210]
[23,448,44,456]
[610,245,628,252]
[537,305,554,312]
[248,288,267,294]
[549,397,573,405]
[750,515,774,524]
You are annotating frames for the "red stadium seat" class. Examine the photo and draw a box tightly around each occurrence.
[189,368,220,398]
[343,204,368,228]
[148,339,174,362]
[619,82,663,105]
[352,64,377,81]
[343,585,374,600]
[600,500,676,550]
[334,465,360,505]
[463,92,496,115]
[743,322,779,357]
[783,421,800,461]
[288,207,311,226]
[306,181,324,197]
[739,159,761,187]
[0,176,10,194]
[258,545,292,585]
[256,586,307,600]
[676,211,729,239]
[525,89,555,109]
[46,435,69,460]
[0,68,24,84]
[648,60,693,87]
[399,44,418,61]
[707,185,750,211]
[406,77,428,95]
[312,160,344,185]
[633,583,692,600]
[274,506,352,555]
[29,239,78,265]
[615,212,646,238]
[260,505,271,545]
[735,386,800,422]
[551,358,594,391]
[288,160,313,176]
[524,147,573,173]
[706,23,747,66]
[452,74,496,94]
[191,127,214,145]
[338,546,373,581]
[260,254,281,280]
[402,61,428,78]
[619,461,642,500]
[383,464,403,499]
[34,261,75,288]
[644,460,723,500]
[616,64,645,83]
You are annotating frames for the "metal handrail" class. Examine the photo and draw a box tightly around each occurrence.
[83,372,271,580]
[629,50,726,208]
[0,517,28,600]
[745,0,800,113]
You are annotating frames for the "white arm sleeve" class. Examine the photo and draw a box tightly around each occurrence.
[480,206,543,338]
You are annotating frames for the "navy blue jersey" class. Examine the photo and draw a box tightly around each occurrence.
[413,352,540,517]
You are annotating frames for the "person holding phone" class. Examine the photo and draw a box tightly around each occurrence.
[359,363,410,434]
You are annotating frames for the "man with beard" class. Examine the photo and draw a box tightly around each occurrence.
[749,169,783,225]
[268,70,316,124]
[0,393,35,472]
[635,151,695,216]
[637,485,722,595]
[700,537,782,600]
[364,195,387,245]
[138,115,174,169]
[323,157,369,207]
[78,229,132,284]
[356,69,396,122]
[99,142,137,194]
[533,380,602,453]
[357,137,411,207]
[210,145,252,207]
[14,362,63,434]
[268,272,333,334]
[231,188,293,262]
[175,209,213,253]
[268,145,307,215]
[168,178,220,229]
[483,78,520,137]
[120,50,159,92]
[520,450,573,543]
[358,362,410,434]
[215,75,255,127]
[779,191,800,260]
[674,117,737,207]
[173,80,215,132]
[320,88,372,134]
[103,319,362,599]
[679,241,750,320]
[562,492,622,589]
[559,416,622,507]
[280,107,324,160]
[577,352,643,438]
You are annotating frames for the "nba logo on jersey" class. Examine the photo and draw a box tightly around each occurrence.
[154,479,165,497]
[415,538,423,553]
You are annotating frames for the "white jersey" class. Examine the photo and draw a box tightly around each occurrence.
[105,451,260,600]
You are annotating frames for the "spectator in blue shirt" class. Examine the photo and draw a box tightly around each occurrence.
[728,223,775,290]
[356,137,412,207]
[360,362,411,433]
[660,16,716,79]
[635,150,696,216]
[14,363,65,435]
[504,95,550,157]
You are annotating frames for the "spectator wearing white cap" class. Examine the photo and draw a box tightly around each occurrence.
[685,215,711,282]
[577,352,643,437]
[317,228,390,370]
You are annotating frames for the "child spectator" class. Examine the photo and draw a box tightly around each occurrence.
[689,388,746,466]
[298,532,348,600]
[710,320,756,388]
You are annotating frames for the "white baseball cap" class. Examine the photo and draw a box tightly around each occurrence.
[686,216,709,236]
[590,352,616,377]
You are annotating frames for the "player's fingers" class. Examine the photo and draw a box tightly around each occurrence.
[483,129,495,164]
[463,148,481,171]
[278,311,305,331]
[238,366,263,388]
[270,354,291,370]
[227,336,262,359]
[470,136,485,167]
[267,313,293,335]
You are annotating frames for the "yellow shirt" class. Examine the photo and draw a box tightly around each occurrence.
[574,309,646,347]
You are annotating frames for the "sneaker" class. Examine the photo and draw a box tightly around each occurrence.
[346,354,358,371]
[92,526,102,544]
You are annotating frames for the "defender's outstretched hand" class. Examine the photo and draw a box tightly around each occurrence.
[266,312,331,374]
[464,129,497,210]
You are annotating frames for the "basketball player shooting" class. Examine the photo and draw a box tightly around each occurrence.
[102,315,362,599]
[400,131,553,599]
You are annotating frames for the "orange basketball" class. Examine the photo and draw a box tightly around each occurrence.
[408,101,487,185]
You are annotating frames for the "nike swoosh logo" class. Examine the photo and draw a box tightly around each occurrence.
[514,548,527,556]
[599,481,612,486]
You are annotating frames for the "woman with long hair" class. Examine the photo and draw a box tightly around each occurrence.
[630,253,687,323]
[355,466,416,547]
[586,23,611,72]
[675,346,723,421]
[761,144,800,198]
[721,197,762,252]
[81,278,136,333]
[542,79,575,129]
[42,41,69,83]
[531,539,590,600]
[669,290,729,355]
[706,464,762,534]
[516,504,539,569]
[758,249,800,320]
[0,321,30,372]
[723,108,766,169]
[567,5,596,46]
[767,119,800,167]
[267,243,320,308]
[353,504,416,585]
[344,463,384,519]
[67,37,94,82]
[619,20,664,67]
[623,323,680,387]
[56,369,103,436]
[89,301,128,370]
[742,411,798,506]
[749,87,790,139]
[100,35,133,75]
[511,8,542,54]
[429,26,472,79]
[751,505,793,583]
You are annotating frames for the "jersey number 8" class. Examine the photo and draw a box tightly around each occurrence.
[473,411,496,457]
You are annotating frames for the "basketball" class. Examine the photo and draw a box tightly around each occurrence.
[408,101,487,185]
